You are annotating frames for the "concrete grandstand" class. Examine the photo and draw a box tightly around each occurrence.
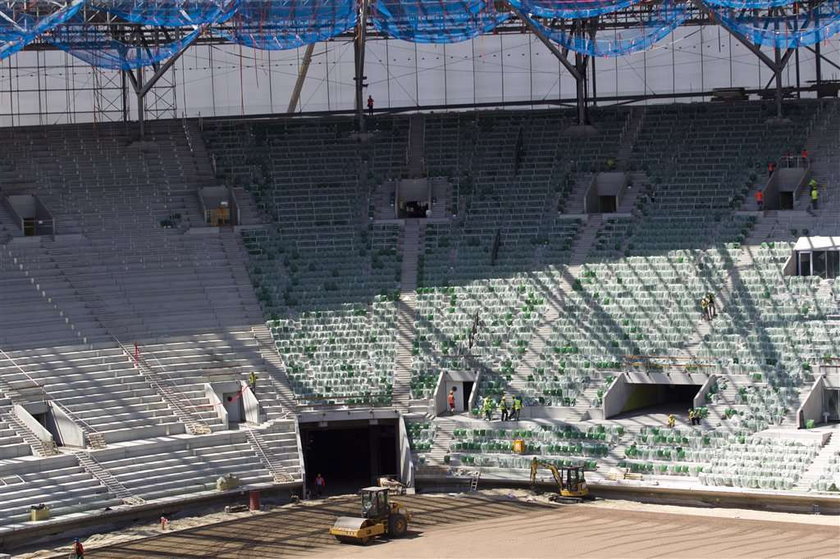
[1,0,840,555]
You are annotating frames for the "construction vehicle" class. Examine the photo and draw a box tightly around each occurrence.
[329,487,411,545]
[529,458,592,503]
[377,475,407,495]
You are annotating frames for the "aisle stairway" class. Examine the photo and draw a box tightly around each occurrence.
[393,221,421,411]
[794,428,840,491]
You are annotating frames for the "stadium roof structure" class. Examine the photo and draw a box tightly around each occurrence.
[2,1,839,131]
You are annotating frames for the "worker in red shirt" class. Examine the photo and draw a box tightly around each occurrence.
[767,162,776,176]
[367,95,374,117]
[754,189,764,211]
[72,538,85,559]
[801,148,809,160]
[447,387,457,415]
[314,473,326,498]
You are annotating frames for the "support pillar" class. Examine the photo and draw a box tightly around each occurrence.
[504,1,589,124]
[704,4,795,118]
[774,47,784,118]
[288,44,315,113]
[136,66,145,137]
[575,51,590,126]
[354,0,369,132]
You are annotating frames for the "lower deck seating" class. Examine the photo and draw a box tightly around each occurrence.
[0,455,121,529]
[90,432,283,502]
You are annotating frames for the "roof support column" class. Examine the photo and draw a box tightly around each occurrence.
[504,1,589,124]
[700,2,796,118]
[288,43,316,113]
[354,0,370,132]
[124,29,196,137]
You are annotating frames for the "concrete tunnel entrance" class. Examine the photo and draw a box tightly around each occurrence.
[300,419,398,497]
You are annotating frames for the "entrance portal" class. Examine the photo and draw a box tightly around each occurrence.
[300,419,398,497]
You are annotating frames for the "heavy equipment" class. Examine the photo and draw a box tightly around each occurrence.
[329,487,411,545]
[529,458,592,503]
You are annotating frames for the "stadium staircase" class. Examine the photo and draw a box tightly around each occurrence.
[407,114,426,178]
[569,216,603,265]
[243,421,299,483]
[561,173,593,215]
[1,404,58,457]
[615,107,646,170]
[393,220,421,412]
[250,324,301,415]
[72,449,146,506]
[795,429,840,492]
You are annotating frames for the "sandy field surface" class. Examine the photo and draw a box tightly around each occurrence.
[18,490,840,559]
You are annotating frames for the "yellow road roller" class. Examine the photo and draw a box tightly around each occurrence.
[330,487,411,545]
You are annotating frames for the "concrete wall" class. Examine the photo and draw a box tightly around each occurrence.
[596,172,628,197]
[603,373,630,419]
[433,371,447,417]
[240,381,262,424]
[47,402,85,448]
[205,383,228,426]
[13,404,54,445]
[762,171,781,210]
[797,376,826,428]
[398,416,415,488]
[397,179,431,204]
[693,375,718,409]
[583,175,599,214]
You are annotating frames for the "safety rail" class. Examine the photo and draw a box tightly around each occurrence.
[2,409,59,456]
[182,112,194,153]
[0,347,48,402]
[115,339,212,435]
[243,424,295,483]
[72,450,145,506]
[51,399,107,449]
[142,347,219,416]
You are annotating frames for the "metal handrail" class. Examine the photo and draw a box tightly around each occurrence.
[0,347,49,401]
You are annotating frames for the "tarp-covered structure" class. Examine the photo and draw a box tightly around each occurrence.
[2,0,839,67]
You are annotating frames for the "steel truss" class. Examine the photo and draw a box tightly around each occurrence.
[6,1,837,131]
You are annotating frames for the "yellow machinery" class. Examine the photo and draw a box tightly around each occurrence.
[330,487,411,545]
[529,458,592,502]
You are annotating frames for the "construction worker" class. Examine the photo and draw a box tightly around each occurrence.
[512,395,523,421]
[367,95,374,117]
[500,394,510,421]
[767,161,776,176]
[810,181,819,210]
[667,414,676,429]
[447,387,457,415]
[314,473,326,498]
[754,189,764,210]
[700,295,710,321]
[481,396,495,421]
[707,292,717,319]
[688,408,696,426]
[72,537,85,559]
[248,371,258,395]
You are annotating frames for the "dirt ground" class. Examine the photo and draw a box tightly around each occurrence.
[22,490,840,559]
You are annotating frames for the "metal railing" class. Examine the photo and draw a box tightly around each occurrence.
[243,424,295,483]
[115,338,212,435]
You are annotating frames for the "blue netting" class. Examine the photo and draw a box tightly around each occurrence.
[529,0,687,57]
[48,15,205,69]
[220,0,357,50]
[511,0,640,19]
[713,2,840,48]
[0,1,84,60]
[701,0,794,9]
[90,0,240,26]
[370,0,510,44]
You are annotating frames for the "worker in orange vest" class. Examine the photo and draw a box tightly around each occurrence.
[754,189,764,210]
